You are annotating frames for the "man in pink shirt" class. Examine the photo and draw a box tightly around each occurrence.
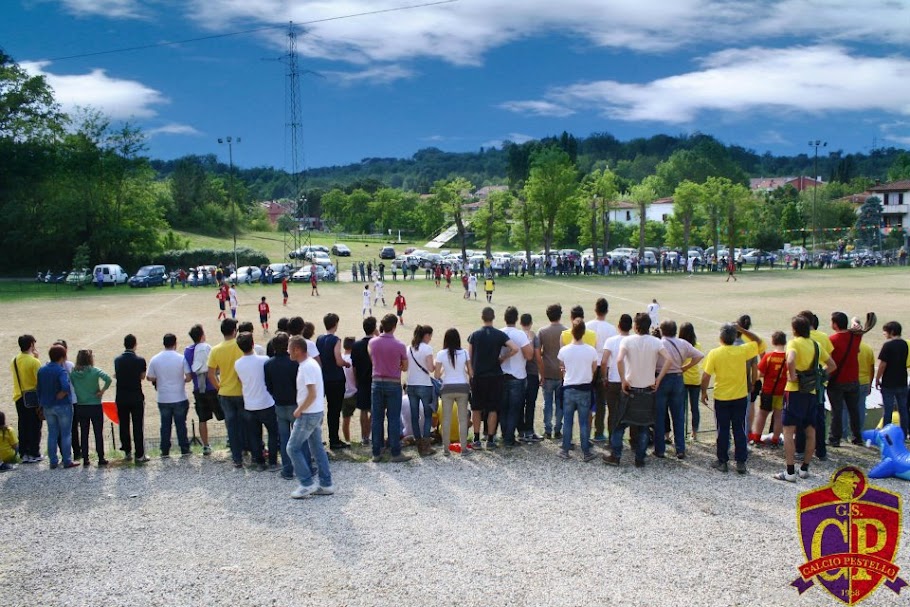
[368,314,411,463]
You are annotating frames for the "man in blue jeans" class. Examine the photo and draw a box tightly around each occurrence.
[656,320,703,459]
[369,314,411,463]
[875,321,910,438]
[265,331,309,480]
[538,304,567,439]
[499,306,532,447]
[37,344,79,469]
[287,336,333,499]
[207,319,245,468]
[146,333,192,457]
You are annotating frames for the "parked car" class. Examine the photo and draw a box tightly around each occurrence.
[93,263,129,285]
[742,250,775,264]
[379,246,396,259]
[305,251,332,267]
[229,266,263,284]
[331,243,351,256]
[65,269,92,286]
[291,265,328,283]
[267,263,294,281]
[128,265,167,288]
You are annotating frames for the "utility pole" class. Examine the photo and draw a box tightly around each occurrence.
[809,140,826,254]
[218,136,241,274]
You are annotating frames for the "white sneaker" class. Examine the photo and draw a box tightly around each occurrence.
[20,455,35,464]
[314,484,335,495]
[773,471,797,482]
[291,484,318,499]
[798,468,810,479]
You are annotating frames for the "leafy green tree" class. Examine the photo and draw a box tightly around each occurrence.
[0,50,65,141]
[474,189,513,254]
[855,196,883,248]
[629,176,659,257]
[523,147,577,260]
[629,220,666,248]
[431,177,474,261]
[671,180,704,257]
[579,168,618,264]
[888,152,910,181]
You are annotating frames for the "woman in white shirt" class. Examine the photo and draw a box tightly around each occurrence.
[407,325,436,456]
[434,328,473,456]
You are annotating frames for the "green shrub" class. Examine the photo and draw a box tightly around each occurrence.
[152,247,270,269]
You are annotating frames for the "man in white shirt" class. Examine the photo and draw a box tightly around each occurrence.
[647,299,660,328]
[586,298,618,442]
[361,285,372,317]
[287,335,333,498]
[228,286,238,319]
[500,306,533,447]
[373,278,386,307]
[604,313,671,468]
[234,332,279,471]
[467,273,477,300]
[146,333,192,457]
[601,314,632,440]
[557,319,600,461]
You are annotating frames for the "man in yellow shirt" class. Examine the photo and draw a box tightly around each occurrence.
[701,323,764,474]
[10,334,43,463]
[774,315,837,483]
[207,318,245,468]
[560,306,597,347]
[795,310,834,460]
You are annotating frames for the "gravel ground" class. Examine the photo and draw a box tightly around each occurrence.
[2,438,908,607]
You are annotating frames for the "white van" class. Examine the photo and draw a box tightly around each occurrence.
[92,264,128,286]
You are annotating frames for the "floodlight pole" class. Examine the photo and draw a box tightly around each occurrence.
[809,140,826,254]
[218,136,241,273]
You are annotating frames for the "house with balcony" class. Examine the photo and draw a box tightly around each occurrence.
[869,180,910,236]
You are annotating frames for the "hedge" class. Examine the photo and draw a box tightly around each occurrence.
[152,247,270,269]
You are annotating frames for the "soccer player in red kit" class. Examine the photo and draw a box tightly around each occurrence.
[258,296,271,334]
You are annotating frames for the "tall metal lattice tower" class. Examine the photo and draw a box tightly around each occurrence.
[286,21,310,255]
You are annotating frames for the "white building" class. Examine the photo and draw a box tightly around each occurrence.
[868,180,910,237]
[607,197,675,225]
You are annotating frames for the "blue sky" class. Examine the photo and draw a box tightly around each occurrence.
[3,0,910,171]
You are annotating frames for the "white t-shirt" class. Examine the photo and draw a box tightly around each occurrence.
[188,342,211,376]
[229,287,238,307]
[435,349,470,385]
[602,333,626,383]
[343,353,357,398]
[500,326,530,379]
[406,343,434,386]
[468,276,477,292]
[558,343,599,386]
[64,360,77,404]
[618,334,667,388]
[234,354,275,411]
[647,302,660,327]
[147,350,190,404]
[306,339,319,360]
[253,344,265,357]
[296,357,325,414]
[362,290,371,307]
[374,281,383,296]
[586,319,618,353]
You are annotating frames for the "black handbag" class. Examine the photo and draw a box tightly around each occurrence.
[13,358,39,408]
[617,390,655,427]
[796,341,828,398]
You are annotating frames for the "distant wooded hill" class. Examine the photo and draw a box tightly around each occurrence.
[149,131,905,201]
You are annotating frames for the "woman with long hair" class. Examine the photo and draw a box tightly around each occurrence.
[434,328,472,456]
[407,325,436,456]
[70,349,112,466]
[679,322,702,442]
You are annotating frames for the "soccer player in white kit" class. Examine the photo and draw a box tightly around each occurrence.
[361,285,372,317]
[373,278,386,307]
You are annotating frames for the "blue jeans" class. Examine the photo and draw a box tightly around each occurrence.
[842,384,870,439]
[881,385,910,436]
[714,397,748,464]
[371,381,403,457]
[685,384,701,433]
[244,406,279,465]
[158,400,190,455]
[610,422,648,462]
[219,395,246,464]
[276,405,307,477]
[44,404,74,466]
[654,374,686,455]
[287,411,332,488]
[407,385,434,440]
[522,375,540,436]
[542,378,563,434]
[562,388,592,454]
[501,377,526,445]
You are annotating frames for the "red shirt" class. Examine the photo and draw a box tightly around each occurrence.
[258,302,270,316]
[281,278,288,290]
[829,331,861,384]
[394,295,406,312]
[758,351,786,395]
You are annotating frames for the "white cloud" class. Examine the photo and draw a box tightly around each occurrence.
[497,100,574,118]
[55,0,145,18]
[503,46,910,123]
[880,121,910,147]
[323,65,415,86]
[21,61,168,120]
[147,123,202,137]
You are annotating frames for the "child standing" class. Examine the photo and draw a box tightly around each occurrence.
[258,296,271,334]
[484,276,495,303]
[216,287,227,320]
[310,264,320,297]
[394,291,407,327]
[468,273,477,300]
[362,285,372,317]
[340,336,358,445]
[751,331,787,446]
[0,412,19,471]
[445,267,452,290]
[281,275,289,306]
[229,285,238,319]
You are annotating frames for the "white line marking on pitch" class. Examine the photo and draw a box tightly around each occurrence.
[85,293,189,347]
[536,279,724,327]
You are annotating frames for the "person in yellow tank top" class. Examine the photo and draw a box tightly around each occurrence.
[484,277,495,304]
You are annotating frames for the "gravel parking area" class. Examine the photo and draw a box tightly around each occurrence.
[3,439,908,607]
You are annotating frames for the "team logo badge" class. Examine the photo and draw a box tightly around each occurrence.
[792,466,907,604]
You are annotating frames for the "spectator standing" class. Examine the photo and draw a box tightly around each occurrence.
[586,298,618,442]
[368,314,411,463]
[265,331,305,479]
[70,349,112,466]
[467,307,518,449]
[656,320,703,459]
[556,319,600,462]
[827,312,864,446]
[520,313,544,442]
[114,334,148,463]
[875,321,910,439]
[601,314,632,437]
[10,335,43,463]
[406,325,437,456]
[539,304,567,439]
[434,329,473,456]
[185,325,221,455]
[287,336,334,498]
[207,319,246,468]
[499,307,532,447]
[146,333,192,458]
[37,344,78,469]
[235,332,279,471]
[316,313,352,450]
[350,317,377,446]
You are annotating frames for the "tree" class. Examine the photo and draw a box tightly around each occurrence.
[431,177,474,263]
[629,176,659,258]
[855,196,883,248]
[888,152,910,181]
[474,189,513,254]
[0,50,65,141]
[671,180,703,257]
[580,168,617,265]
[523,147,577,260]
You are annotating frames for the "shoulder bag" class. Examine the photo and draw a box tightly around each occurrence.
[13,358,39,408]
[409,347,442,402]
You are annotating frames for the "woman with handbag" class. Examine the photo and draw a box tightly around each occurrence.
[70,349,113,466]
[407,325,436,456]
[434,328,472,456]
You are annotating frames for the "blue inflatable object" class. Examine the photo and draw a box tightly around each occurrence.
[863,424,910,481]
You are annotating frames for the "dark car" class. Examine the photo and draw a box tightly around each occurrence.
[128,265,167,288]
[379,246,396,259]
[331,244,351,256]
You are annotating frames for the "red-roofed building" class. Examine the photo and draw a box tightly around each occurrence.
[869,180,910,234]
[750,176,823,193]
